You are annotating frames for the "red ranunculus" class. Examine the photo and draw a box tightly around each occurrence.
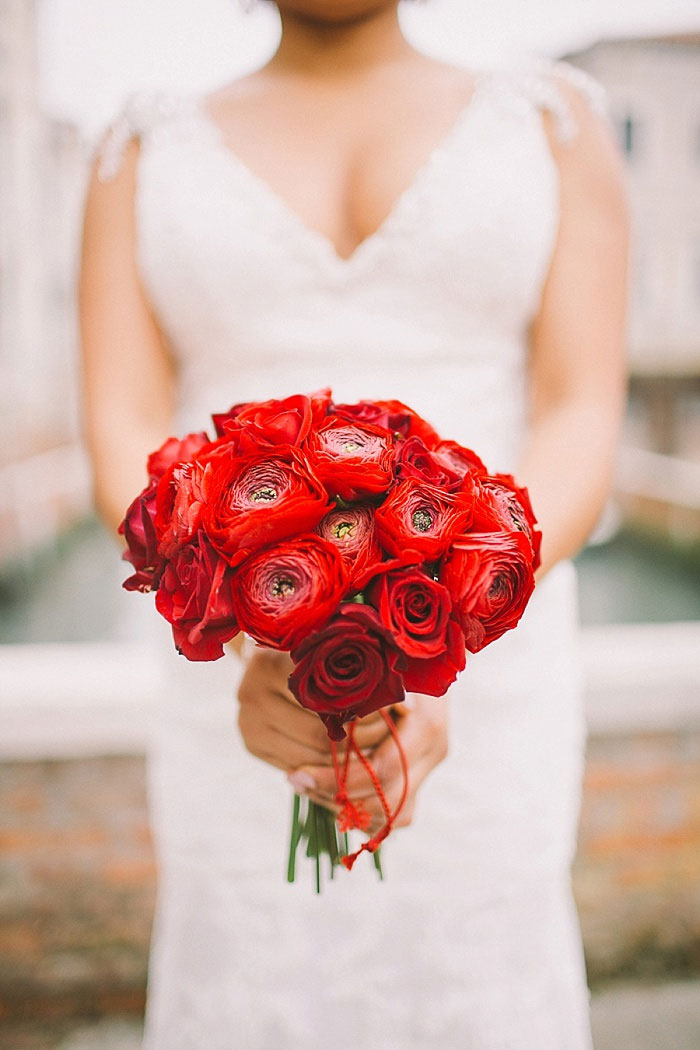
[471,474,542,570]
[433,440,487,482]
[202,445,330,565]
[315,505,383,589]
[119,481,164,592]
[233,535,347,651]
[155,532,238,660]
[375,479,473,561]
[147,432,210,482]
[305,417,395,501]
[154,459,212,559]
[440,531,536,652]
[401,617,466,695]
[366,566,452,659]
[288,604,405,741]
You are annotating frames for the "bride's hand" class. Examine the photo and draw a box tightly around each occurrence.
[298,694,449,834]
[237,647,390,772]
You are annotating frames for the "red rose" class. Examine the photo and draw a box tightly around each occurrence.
[233,535,347,651]
[202,445,330,565]
[394,436,465,490]
[154,459,212,559]
[288,604,405,741]
[401,617,466,696]
[366,566,452,659]
[440,531,536,652]
[375,479,473,561]
[119,481,163,593]
[147,432,209,482]
[315,505,383,589]
[333,398,440,448]
[472,474,542,571]
[305,417,395,501]
[234,394,313,447]
[155,532,238,660]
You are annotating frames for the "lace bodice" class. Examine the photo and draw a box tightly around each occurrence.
[97,57,610,471]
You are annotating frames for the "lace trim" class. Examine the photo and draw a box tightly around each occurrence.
[97,91,194,182]
[503,57,611,144]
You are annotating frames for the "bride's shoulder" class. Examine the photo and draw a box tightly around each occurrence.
[489,55,612,146]
[95,89,201,183]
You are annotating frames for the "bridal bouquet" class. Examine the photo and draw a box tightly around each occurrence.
[119,390,541,888]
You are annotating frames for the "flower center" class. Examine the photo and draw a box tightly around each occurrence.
[412,508,433,533]
[342,441,361,454]
[488,574,507,599]
[250,485,277,503]
[333,520,355,541]
[271,575,296,598]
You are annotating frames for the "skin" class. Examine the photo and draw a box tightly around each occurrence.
[80,0,629,835]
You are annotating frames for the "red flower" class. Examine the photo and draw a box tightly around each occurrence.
[366,566,452,659]
[432,440,487,482]
[233,535,347,651]
[202,445,330,565]
[305,417,395,501]
[154,459,212,559]
[333,399,440,448]
[119,482,163,593]
[316,505,383,589]
[440,531,536,652]
[375,479,473,561]
[288,604,405,741]
[401,618,466,696]
[394,436,465,490]
[472,474,542,571]
[155,532,238,660]
[234,394,313,447]
[147,432,209,482]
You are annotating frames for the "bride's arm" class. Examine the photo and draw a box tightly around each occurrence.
[79,139,175,535]
[519,81,630,579]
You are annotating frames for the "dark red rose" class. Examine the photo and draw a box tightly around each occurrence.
[333,398,441,448]
[232,535,347,651]
[288,604,405,741]
[119,482,164,593]
[394,436,465,490]
[366,566,452,659]
[202,445,330,566]
[375,479,473,561]
[305,417,395,501]
[147,432,209,482]
[155,532,238,661]
[154,459,212,559]
[440,531,536,652]
[471,474,542,571]
[401,617,466,696]
[315,505,383,589]
[432,440,487,482]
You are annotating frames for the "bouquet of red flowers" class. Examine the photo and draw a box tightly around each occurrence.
[120,390,541,888]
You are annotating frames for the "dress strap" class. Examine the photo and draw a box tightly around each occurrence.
[96,91,195,182]
[499,57,612,145]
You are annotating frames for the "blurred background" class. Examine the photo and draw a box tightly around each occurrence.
[1,1,699,1047]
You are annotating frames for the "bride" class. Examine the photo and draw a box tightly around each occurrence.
[79,1,628,1046]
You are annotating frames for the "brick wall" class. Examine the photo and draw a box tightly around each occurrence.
[1,729,699,1022]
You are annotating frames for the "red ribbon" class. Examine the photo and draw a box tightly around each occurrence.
[329,710,409,871]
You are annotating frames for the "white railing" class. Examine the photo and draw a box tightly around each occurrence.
[1,623,699,760]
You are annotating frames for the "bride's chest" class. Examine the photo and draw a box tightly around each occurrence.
[134,90,559,348]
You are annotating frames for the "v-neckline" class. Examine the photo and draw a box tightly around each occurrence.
[191,69,493,271]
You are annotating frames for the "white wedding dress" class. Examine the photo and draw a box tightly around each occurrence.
[99,57,610,1050]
